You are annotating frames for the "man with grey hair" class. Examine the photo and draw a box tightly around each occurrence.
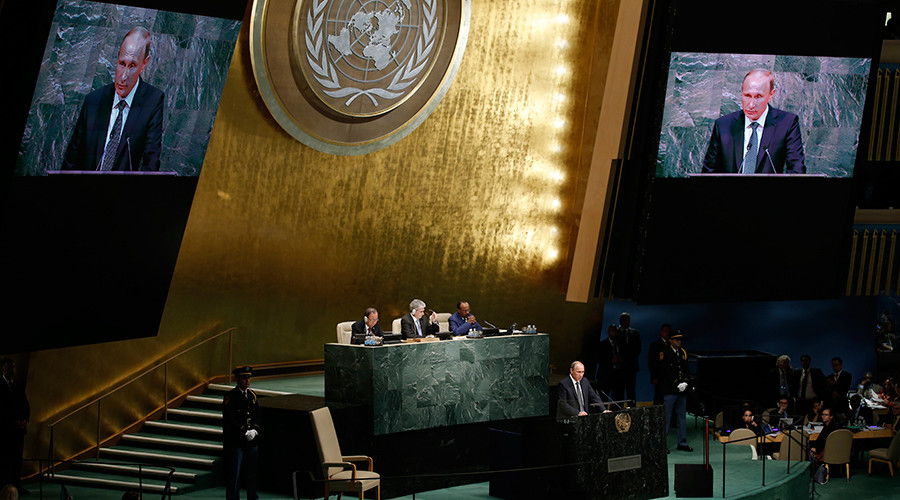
[769,354,796,404]
[62,26,164,171]
[702,68,805,174]
[400,299,439,339]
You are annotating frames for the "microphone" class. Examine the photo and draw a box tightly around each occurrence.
[484,321,498,329]
[596,387,624,411]
[764,147,777,173]
[126,137,133,171]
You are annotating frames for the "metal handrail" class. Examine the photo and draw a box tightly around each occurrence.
[47,327,238,475]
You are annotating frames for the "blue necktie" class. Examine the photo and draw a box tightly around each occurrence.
[742,122,760,174]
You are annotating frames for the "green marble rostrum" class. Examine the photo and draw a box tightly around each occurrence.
[325,335,550,435]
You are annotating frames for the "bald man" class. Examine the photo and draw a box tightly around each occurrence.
[62,27,164,172]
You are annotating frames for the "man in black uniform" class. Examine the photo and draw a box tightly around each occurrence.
[223,366,261,500]
[647,323,671,405]
[661,331,692,452]
[0,358,30,494]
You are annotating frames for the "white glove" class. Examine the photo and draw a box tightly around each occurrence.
[245,429,258,441]
[677,382,688,392]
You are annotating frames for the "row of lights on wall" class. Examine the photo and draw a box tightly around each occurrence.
[529,8,574,265]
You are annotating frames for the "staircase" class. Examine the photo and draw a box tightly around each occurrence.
[48,383,292,495]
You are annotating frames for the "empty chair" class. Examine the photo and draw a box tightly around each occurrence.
[336,321,354,344]
[728,428,759,460]
[310,406,380,500]
[434,312,451,332]
[821,429,853,481]
[714,411,724,431]
[772,429,806,461]
[868,430,900,476]
[391,318,402,335]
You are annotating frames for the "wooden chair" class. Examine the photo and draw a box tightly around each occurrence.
[822,429,853,481]
[868,430,900,476]
[714,411,724,431]
[772,429,806,461]
[728,428,759,460]
[310,406,380,499]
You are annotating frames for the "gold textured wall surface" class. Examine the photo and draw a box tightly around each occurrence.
[22,0,627,470]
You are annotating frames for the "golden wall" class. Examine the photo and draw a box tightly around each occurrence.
[22,0,626,470]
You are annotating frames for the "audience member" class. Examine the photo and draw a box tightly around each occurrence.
[647,323,671,405]
[794,354,826,416]
[847,394,874,427]
[0,358,29,494]
[856,371,881,399]
[767,395,792,427]
[881,377,899,404]
[0,484,17,500]
[878,402,900,431]
[615,313,642,404]
[740,407,768,436]
[769,355,797,403]
[807,400,824,424]
[810,407,841,458]
[557,361,606,417]
[825,357,852,416]
[661,331,692,452]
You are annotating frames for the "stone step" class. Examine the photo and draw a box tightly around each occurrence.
[100,447,218,469]
[120,433,222,453]
[143,420,222,437]
[48,472,183,494]
[71,461,198,483]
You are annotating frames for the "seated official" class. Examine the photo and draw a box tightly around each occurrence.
[448,301,482,336]
[557,361,606,417]
[807,400,824,424]
[351,307,382,337]
[810,408,841,458]
[847,394,874,427]
[877,402,900,431]
[740,408,769,436]
[400,299,440,339]
[767,396,792,427]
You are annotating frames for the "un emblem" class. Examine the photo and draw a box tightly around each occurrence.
[615,412,632,434]
[250,0,470,154]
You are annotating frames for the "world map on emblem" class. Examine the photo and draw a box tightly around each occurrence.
[302,0,442,116]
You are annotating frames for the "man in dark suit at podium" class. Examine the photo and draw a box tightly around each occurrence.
[61,27,164,172]
[702,69,805,175]
[351,307,383,336]
[558,361,606,417]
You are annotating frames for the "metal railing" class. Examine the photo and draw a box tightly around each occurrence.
[45,327,238,477]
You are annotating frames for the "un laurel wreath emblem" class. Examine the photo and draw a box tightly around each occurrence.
[250,0,471,155]
[615,412,632,434]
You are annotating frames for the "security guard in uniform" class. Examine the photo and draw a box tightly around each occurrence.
[661,331,692,452]
[223,366,261,500]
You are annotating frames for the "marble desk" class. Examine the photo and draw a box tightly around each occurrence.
[324,334,549,435]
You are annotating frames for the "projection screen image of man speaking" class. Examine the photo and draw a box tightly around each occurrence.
[61,27,164,172]
[701,69,805,174]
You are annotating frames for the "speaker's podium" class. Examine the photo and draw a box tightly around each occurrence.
[558,405,668,499]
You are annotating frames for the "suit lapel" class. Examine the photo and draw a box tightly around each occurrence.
[94,86,116,167]
[757,108,778,172]
[730,113,745,172]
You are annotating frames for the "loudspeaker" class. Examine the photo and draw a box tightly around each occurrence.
[674,464,713,497]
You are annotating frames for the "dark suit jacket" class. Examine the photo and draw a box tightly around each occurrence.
[647,337,668,384]
[557,376,606,417]
[351,319,382,336]
[400,313,439,339]
[825,371,853,411]
[702,106,805,174]
[448,311,482,335]
[0,377,30,437]
[62,79,164,172]
[794,368,827,401]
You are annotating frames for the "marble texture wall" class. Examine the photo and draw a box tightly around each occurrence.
[656,53,871,178]
[15,0,240,176]
[325,335,550,435]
